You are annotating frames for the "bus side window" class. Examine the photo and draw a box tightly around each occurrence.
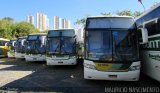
[145,20,157,36]
[21,40,26,46]
[40,36,46,46]
[5,42,8,46]
[138,29,142,42]
[157,18,160,33]
[23,41,27,46]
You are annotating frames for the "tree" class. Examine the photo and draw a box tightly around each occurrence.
[13,22,38,38]
[0,19,14,39]
[2,17,14,23]
[116,10,132,16]
[101,12,112,16]
[75,18,86,26]
[133,11,143,18]
[116,10,142,18]
[0,17,39,39]
[75,14,91,27]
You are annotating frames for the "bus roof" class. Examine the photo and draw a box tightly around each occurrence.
[50,29,75,32]
[18,36,27,39]
[48,29,75,37]
[85,16,135,29]
[87,15,133,19]
[28,33,47,36]
[10,39,16,41]
[0,38,10,42]
[135,3,160,21]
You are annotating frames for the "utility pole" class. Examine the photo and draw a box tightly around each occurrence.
[138,0,146,11]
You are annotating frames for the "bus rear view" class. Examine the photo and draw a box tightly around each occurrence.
[84,16,141,81]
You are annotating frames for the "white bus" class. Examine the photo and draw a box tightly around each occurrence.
[83,16,148,81]
[15,36,27,58]
[136,3,160,81]
[46,29,78,65]
[7,39,16,57]
[25,33,47,62]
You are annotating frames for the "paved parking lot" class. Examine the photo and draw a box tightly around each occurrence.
[0,58,160,93]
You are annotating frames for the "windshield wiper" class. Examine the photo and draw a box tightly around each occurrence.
[48,51,59,54]
[54,44,60,52]
[61,42,75,55]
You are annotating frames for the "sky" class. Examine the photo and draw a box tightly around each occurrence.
[0,0,160,29]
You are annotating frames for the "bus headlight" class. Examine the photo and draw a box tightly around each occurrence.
[84,63,96,70]
[129,65,140,71]
[52,56,56,58]
[69,56,76,58]
[27,46,30,49]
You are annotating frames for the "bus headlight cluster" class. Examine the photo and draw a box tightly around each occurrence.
[70,56,76,58]
[129,65,140,71]
[84,63,96,70]
[52,56,56,58]
[27,46,30,49]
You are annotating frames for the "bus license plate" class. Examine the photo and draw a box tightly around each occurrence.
[58,61,63,64]
[33,58,37,60]
[109,75,117,78]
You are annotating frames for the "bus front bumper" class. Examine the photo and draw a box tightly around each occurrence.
[25,54,46,62]
[46,57,77,65]
[84,67,140,81]
[0,55,5,57]
[7,52,15,58]
[15,52,25,58]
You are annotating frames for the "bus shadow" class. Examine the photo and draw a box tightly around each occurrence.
[0,59,88,93]
[0,58,159,93]
[0,58,46,71]
[2,71,159,93]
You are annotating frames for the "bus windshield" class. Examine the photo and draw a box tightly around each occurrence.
[9,40,16,51]
[86,29,139,62]
[86,31,112,61]
[47,37,76,55]
[0,41,8,46]
[47,37,60,54]
[61,37,75,54]
[15,38,26,53]
[26,35,46,54]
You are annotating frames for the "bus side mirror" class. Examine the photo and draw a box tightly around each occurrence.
[140,28,148,44]
[21,40,26,46]
[14,42,17,47]
[5,42,8,46]
[12,41,16,47]
[24,41,28,46]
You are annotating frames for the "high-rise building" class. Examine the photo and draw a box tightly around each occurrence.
[46,18,49,30]
[26,15,34,25]
[59,17,62,29]
[53,16,60,30]
[62,19,71,29]
[36,13,49,31]
[53,16,71,30]
[75,28,84,43]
